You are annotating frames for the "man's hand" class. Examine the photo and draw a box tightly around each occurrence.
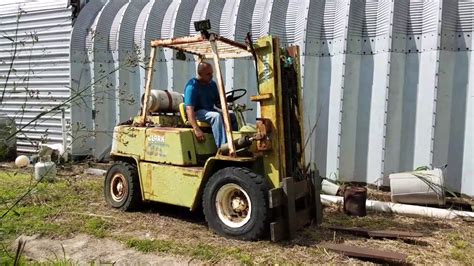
[193,127,205,142]
[186,106,206,142]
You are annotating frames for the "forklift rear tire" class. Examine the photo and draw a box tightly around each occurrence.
[104,161,141,211]
[203,167,269,240]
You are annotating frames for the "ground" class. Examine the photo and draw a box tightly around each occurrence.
[0,163,473,264]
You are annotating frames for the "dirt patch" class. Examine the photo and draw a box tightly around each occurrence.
[15,234,196,265]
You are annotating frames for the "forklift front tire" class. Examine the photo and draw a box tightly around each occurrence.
[203,167,269,240]
[104,161,141,211]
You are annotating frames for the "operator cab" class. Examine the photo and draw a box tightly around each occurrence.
[132,21,257,162]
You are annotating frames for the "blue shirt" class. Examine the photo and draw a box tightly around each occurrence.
[184,78,220,111]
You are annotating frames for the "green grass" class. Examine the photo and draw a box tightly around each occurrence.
[126,239,173,253]
[84,217,110,238]
[447,232,473,264]
[125,239,220,261]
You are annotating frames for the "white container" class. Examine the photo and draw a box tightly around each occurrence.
[389,168,445,206]
[34,156,56,182]
[322,179,340,195]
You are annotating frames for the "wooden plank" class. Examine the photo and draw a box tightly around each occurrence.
[283,177,296,239]
[328,226,424,239]
[322,244,408,264]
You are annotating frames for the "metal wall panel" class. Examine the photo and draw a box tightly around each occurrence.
[68,0,474,195]
[0,0,72,154]
[70,0,106,157]
[116,0,149,123]
[143,0,172,92]
[433,0,474,193]
[340,1,393,184]
[91,0,128,160]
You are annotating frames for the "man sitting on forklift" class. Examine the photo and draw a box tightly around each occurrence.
[184,61,237,148]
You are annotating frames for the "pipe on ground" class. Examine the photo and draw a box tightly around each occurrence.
[321,195,474,220]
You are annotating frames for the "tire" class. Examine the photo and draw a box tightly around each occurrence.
[104,161,141,211]
[203,167,269,240]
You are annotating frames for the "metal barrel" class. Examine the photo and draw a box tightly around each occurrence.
[343,186,367,217]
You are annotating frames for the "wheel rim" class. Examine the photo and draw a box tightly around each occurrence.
[110,172,128,202]
[215,183,252,228]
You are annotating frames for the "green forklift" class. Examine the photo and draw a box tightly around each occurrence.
[104,21,321,241]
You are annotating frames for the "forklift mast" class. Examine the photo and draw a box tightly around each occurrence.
[251,36,305,188]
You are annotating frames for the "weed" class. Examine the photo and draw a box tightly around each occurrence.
[447,232,473,264]
[189,243,217,261]
[225,247,253,265]
[84,217,109,238]
[126,239,160,253]
[125,239,224,262]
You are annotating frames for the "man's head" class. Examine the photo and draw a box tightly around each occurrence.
[197,62,213,84]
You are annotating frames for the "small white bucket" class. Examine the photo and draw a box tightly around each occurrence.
[322,179,340,195]
[389,168,445,206]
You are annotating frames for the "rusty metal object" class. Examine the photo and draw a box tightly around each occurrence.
[328,226,423,239]
[255,119,272,151]
[139,46,157,126]
[220,136,253,155]
[150,33,252,59]
[322,244,408,264]
[110,172,128,202]
[343,186,367,217]
[268,177,313,242]
[209,35,235,156]
[250,93,273,101]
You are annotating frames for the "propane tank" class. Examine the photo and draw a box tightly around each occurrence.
[34,155,56,182]
[141,90,183,113]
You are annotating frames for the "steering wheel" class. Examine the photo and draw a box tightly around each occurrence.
[225,88,247,102]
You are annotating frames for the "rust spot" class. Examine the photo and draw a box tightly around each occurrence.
[343,186,367,217]
[321,244,408,264]
[256,119,272,151]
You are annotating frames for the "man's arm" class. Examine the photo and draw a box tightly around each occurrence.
[186,106,205,142]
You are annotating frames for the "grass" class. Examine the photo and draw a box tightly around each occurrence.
[447,231,473,264]
[125,238,253,263]
[126,239,173,253]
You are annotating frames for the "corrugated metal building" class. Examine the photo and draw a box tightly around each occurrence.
[0,0,73,153]
[1,0,473,196]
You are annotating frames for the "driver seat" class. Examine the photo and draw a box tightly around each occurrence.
[179,103,210,127]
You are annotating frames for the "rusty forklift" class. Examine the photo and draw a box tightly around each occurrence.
[104,20,322,241]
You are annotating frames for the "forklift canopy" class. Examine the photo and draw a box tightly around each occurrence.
[150,34,253,59]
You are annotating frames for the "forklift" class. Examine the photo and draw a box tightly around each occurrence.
[104,20,322,241]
